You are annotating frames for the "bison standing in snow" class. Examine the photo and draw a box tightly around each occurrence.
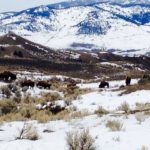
[21,80,35,88]
[125,76,131,86]
[0,71,16,82]
[37,81,51,89]
[99,81,109,88]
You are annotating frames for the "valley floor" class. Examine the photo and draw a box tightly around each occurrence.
[0,74,150,150]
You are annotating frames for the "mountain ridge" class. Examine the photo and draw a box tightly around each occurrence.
[0,0,150,56]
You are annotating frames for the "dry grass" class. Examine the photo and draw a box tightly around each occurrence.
[119,82,150,95]
[31,110,51,123]
[95,106,109,117]
[64,88,91,102]
[0,113,23,122]
[41,92,62,101]
[66,110,91,121]
[0,99,17,115]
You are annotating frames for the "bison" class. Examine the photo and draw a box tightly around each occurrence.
[0,71,16,82]
[125,76,131,86]
[37,81,51,89]
[99,81,109,88]
[21,80,35,88]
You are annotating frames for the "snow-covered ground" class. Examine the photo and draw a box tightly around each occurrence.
[0,75,150,150]
[1,115,150,150]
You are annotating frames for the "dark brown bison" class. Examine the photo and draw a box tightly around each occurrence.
[37,81,51,89]
[0,71,16,82]
[125,76,131,86]
[99,81,109,88]
[49,105,65,114]
[21,80,35,88]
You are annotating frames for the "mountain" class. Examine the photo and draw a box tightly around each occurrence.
[0,0,150,56]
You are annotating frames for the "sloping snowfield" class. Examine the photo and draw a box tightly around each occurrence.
[0,76,150,150]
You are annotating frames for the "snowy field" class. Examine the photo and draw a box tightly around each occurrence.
[0,74,150,150]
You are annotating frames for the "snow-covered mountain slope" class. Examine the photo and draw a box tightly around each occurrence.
[0,1,150,56]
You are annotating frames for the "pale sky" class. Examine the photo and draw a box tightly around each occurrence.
[0,0,67,12]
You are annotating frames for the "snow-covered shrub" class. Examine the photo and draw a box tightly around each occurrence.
[1,86,12,98]
[8,83,18,93]
[95,106,109,117]
[22,86,29,92]
[135,113,145,124]
[112,136,120,142]
[141,145,148,150]
[16,123,39,141]
[106,120,123,132]
[14,90,22,98]
[118,102,130,114]
[66,129,95,150]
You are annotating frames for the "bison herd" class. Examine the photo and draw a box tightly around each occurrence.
[98,76,132,89]
[0,71,149,90]
[21,80,51,89]
[0,71,52,89]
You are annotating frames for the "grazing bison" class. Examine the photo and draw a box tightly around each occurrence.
[37,81,51,89]
[49,105,65,114]
[125,76,131,86]
[21,80,35,88]
[0,71,16,82]
[99,81,109,88]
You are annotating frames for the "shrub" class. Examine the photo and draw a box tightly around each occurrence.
[8,83,18,93]
[106,120,123,132]
[141,145,148,150]
[22,86,29,92]
[15,90,22,98]
[95,106,109,117]
[16,123,39,141]
[0,99,17,115]
[23,93,35,104]
[118,102,130,114]
[1,86,12,98]
[20,107,33,118]
[13,96,21,103]
[135,113,145,124]
[66,129,95,150]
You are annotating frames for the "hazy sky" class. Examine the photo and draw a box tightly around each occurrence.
[0,0,67,12]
